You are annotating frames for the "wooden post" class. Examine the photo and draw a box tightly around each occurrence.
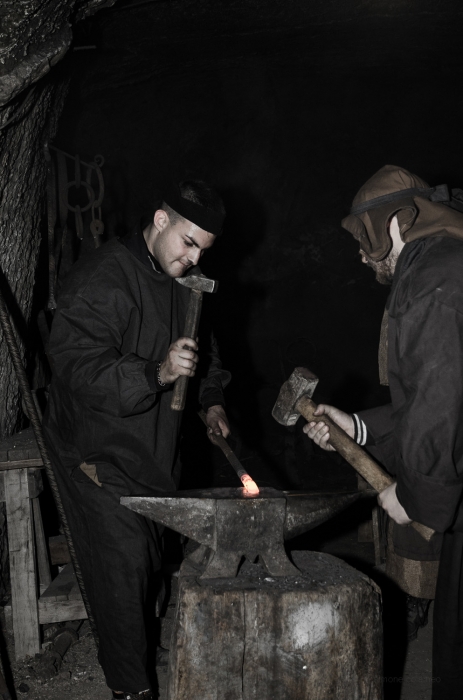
[166,551,383,700]
[0,431,87,653]
[4,468,40,659]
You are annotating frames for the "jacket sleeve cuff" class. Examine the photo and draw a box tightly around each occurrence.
[352,414,368,446]
[145,361,171,393]
[201,390,225,413]
[357,403,394,446]
[396,470,463,532]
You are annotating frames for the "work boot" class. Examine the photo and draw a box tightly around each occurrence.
[112,691,154,699]
[406,595,431,641]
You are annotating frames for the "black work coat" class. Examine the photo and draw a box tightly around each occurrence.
[359,236,463,541]
[43,233,229,497]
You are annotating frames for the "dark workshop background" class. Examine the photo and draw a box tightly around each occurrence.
[53,0,463,490]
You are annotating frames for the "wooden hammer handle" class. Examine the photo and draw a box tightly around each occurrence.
[297,395,435,542]
[171,289,203,412]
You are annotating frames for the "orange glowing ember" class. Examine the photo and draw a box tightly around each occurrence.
[240,474,260,496]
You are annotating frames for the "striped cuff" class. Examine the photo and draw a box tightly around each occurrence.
[352,414,367,446]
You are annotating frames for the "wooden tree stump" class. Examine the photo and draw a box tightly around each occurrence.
[166,550,382,700]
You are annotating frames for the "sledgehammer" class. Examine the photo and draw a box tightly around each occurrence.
[171,273,218,411]
[272,367,434,542]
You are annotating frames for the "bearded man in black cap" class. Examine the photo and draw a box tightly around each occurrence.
[303,165,463,700]
[43,180,231,700]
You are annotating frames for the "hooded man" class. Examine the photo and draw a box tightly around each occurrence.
[303,165,463,700]
[43,179,231,700]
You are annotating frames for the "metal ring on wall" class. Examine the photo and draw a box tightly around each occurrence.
[66,181,95,213]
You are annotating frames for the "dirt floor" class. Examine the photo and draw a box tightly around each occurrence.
[5,620,114,700]
[1,593,175,700]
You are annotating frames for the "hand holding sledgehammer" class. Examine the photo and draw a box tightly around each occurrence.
[171,273,218,411]
[272,367,435,542]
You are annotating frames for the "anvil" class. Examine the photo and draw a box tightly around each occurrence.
[121,487,371,579]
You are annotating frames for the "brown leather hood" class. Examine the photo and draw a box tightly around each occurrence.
[341,164,463,261]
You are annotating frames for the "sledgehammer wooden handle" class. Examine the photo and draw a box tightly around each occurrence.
[297,395,435,542]
[171,288,203,412]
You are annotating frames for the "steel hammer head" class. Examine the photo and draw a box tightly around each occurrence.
[272,367,319,426]
[175,273,218,293]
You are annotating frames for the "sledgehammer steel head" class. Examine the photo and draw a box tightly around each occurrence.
[272,367,319,426]
[175,274,218,293]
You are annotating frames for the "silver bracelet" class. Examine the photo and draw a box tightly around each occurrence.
[156,361,166,387]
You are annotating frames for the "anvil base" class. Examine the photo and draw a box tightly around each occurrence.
[166,550,383,700]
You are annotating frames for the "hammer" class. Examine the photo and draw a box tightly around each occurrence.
[171,273,218,411]
[272,367,434,542]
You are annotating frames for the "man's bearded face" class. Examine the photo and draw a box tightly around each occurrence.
[360,248,399,285]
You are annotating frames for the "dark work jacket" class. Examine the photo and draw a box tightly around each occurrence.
[358,236,463,537]
[43,232,230,497]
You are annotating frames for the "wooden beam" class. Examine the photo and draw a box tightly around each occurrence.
[38,563,87,624]
[38,598,88,625]
[0,459,43,471]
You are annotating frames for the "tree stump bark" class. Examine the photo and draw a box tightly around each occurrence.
[167,550,382,700]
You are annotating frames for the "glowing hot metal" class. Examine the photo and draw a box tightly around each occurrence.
[240,474,260,496]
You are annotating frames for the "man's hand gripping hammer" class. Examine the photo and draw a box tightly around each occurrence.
[171,274,218,411]
[272,367,435,542]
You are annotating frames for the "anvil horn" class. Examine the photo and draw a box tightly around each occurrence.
[284,491,370,539]
[120,495,216,546]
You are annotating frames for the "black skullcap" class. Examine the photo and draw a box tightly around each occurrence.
[163,182,225,236]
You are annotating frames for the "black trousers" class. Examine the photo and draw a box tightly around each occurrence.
[432,531,463,699]
[51,462,163,693]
